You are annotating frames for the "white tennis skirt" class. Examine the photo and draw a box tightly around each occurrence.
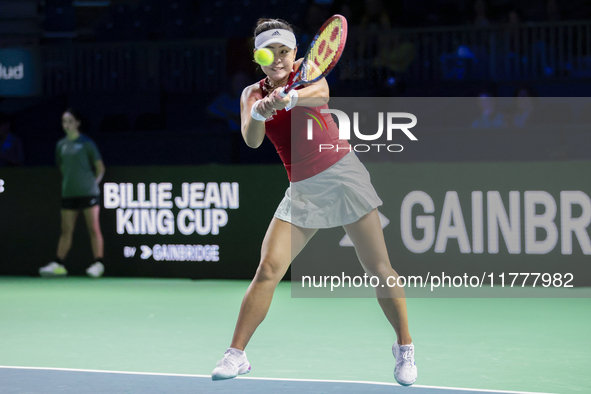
[274,152,383,229]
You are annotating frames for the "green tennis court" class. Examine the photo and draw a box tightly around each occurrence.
[0,277,589,393]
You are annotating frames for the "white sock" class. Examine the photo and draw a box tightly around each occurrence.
[228,347,244,355]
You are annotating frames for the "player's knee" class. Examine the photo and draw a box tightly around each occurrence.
[60,224,75,236]
[365,262,395,280]
[87,225,101,237]
[255,258,283,282]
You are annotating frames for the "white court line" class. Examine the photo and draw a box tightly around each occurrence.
[0,366,556,394]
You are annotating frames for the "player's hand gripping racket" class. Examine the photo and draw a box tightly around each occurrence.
[278,14,348,100]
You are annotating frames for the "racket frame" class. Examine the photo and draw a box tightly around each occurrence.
[278,14,348,97]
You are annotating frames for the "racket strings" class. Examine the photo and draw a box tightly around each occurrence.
[304,19,343,81]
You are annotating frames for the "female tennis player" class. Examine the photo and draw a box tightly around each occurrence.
[39,108,106,278]
[212,18,417,386]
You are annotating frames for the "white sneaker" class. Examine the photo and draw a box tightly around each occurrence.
[393,342,417,386]
[86,262,104,278]
[211,348,251,381]
[39,262,68,277]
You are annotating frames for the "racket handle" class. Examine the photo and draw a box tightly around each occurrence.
[278,87,288,98]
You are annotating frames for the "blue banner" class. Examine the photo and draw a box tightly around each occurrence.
[0,47,42,96]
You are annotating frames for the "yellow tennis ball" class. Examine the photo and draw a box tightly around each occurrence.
[254,48,274,66]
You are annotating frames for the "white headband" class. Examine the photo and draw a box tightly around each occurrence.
[255,29,297,50]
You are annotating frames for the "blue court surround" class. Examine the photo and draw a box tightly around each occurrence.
[0,367,556,394]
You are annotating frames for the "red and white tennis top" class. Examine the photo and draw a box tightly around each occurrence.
[258,75,350,182]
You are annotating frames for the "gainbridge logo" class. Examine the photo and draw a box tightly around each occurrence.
[304,107,418,153]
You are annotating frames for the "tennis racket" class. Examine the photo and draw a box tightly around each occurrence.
[278,14,348,97]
